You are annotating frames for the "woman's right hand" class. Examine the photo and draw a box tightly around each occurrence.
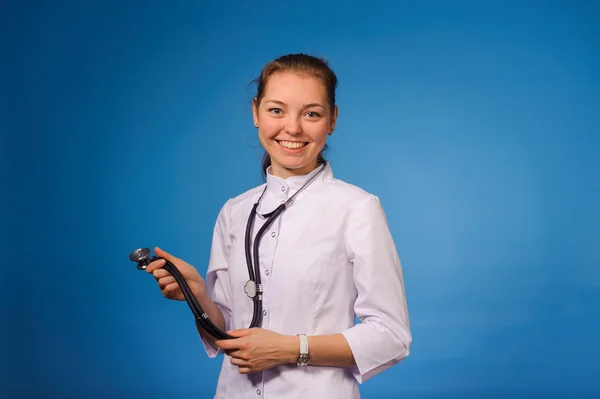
[145,247,207,302]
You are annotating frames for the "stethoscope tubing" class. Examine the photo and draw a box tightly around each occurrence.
[249,203,287,328]
[161,258,233,340]
[132,162,328,341]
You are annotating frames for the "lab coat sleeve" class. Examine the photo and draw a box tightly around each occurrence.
[199,200,234,358]
[341,194,412,383]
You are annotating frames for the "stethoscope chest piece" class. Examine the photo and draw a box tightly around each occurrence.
[129,246,233,340]
[244,280,262,299]
[129,248,155,270]
[244,280,256,298]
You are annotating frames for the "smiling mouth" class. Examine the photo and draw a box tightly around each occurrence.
[277,140,308,150]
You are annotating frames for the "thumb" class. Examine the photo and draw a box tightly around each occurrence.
[154,246,181,264]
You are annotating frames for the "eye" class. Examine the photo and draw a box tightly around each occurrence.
[268,108,283,114]
[305,111,321,118]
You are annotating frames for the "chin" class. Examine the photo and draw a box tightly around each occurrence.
[276,162,302,171]
[284,160,320,173]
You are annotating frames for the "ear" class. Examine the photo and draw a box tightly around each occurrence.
[329,105,338,133]
[252,98,259,127]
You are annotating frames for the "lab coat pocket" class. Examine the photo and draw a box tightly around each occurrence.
[306,254,355,333]
[270,252,354,335]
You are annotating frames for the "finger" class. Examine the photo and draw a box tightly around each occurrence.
[145,259,166,273]
[226,350,248,360]
[215,338,243,351]
[157,276,176,289]
[238,367,252,374]
[230,357,249,367]
[162,282,180,298]
[152,268,172,279]
[227,329,253,337]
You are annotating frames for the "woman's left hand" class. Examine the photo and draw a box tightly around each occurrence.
[215,328,297,374]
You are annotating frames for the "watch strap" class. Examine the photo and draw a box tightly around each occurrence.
[296,334,310,366]
[298,334,308,355]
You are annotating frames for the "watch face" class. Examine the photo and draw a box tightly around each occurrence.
[297,355,310,366]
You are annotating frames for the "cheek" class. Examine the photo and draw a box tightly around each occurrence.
[258,119,282,140]
[305,125,330,144]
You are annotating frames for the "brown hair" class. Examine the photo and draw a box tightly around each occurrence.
[252,53,338,177]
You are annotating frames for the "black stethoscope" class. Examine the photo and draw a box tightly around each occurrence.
[130,162,328,340]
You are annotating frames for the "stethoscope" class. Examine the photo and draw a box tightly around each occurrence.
[130,162,328,340]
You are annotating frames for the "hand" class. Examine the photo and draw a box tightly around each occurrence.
[215,328,298,374]
[145,247,206,301]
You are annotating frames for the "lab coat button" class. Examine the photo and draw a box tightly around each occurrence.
[265,270,270,275]
[263,310,267,316]
[257,389,261,395]
[281,186,286,191]
[270,232,276,237]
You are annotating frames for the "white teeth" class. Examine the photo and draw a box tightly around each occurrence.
[279,141,307,149]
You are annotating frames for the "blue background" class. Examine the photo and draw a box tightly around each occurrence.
[3,1,599,398]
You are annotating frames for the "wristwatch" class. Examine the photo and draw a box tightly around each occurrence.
[296,334,310,366]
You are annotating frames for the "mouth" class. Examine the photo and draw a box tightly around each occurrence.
[276,140,309,151]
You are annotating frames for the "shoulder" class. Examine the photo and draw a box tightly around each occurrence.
[322,175,381,211]
[329,176,373,199]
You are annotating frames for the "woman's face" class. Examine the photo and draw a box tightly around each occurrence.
[253,71,337,179]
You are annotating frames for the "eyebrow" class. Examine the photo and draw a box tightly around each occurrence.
[265,100,326,110]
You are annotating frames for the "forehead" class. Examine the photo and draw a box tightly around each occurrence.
[263,71,328,104]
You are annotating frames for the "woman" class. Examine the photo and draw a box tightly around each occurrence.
[146,54,411,398]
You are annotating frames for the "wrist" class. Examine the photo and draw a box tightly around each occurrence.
[281,335,300,364]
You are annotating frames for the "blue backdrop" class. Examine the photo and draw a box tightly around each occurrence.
[3,1,599,398]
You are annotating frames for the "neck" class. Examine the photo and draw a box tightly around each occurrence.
[270,160,320,180]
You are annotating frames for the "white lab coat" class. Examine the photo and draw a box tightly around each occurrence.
[200,163,411,398]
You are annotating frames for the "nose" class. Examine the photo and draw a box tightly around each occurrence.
[284,116,302,135]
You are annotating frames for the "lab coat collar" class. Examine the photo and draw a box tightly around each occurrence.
[264,162,332,201]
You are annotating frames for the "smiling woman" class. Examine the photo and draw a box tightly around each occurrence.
[251,54,338,179]
[146,53,411,399]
